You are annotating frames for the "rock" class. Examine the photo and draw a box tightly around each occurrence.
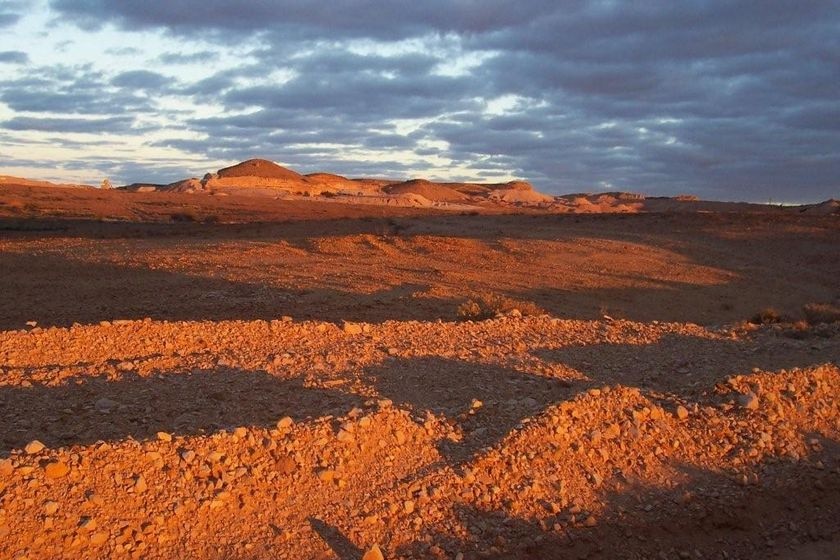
[0,459,13,476]
[317,469,335,483]
[90,531,109,545]
[343,322,363,335]
[44,461,70,479]
[156,431,172,442]
[44,501,59,515]
[737,392,759,410]
[603,423,621,439]
[337,429,355,443]
[25,440,46,454]
[277,456,297,474]
[116,361,135,371]
[471,399,483,410]
[404,500,415,514]
[233,427,248,438]
[133,475,147,493]
[95,398,118,413]
[676,405,689,420]
[362,544,385,560]
[276,416,294,430]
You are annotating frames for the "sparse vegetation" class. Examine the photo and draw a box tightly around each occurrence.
[170,211,197,223]
[457,293,544,321]
[803,302,840,324]
[750,307,784,325]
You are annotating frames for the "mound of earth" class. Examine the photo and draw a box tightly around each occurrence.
[799,199,840,215]
[217,159,304,181]
[385,179,470,203]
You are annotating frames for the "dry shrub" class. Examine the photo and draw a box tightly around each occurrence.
[457,293,544,321]
[803,303,840,324]
[170,211,197,223]
[750,307,784,325]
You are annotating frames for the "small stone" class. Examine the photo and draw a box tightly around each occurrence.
[737,392,759,410]
[343,322,363,335]
[277,456,297,474]
[156,431,172,442]
[404,500,415,514]
[0,459,13,476]
[44,501,59,515]
[470,399,483,410]
[116,361,134,371]
[603,423,621,439]
[337,429,355,443]
[362,544,385,560]
[79,517,97,531]
[276,417,294,430]
[676,405,689,420]
[44,461,70,479]
[233,427,248,438]
[25,440,46,454]
[90,531,109,546]
[26,320,38,327]
[317,469,335,483]
[584,515,597,527]
[133,475,147,493]
[95,398,118,414]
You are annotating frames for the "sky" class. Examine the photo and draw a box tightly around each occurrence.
[0,1,838,202]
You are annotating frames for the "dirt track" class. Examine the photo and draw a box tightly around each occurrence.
[0,204,838,559]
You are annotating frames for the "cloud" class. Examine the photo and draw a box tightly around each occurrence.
[1,115,136,133]
[0,0,834,201]
[0,50,27,63]
[111,69,171,91]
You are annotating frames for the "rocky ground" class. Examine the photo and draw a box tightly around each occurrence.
[0,210,838,559]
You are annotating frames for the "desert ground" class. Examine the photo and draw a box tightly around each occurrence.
[0,178,838,559]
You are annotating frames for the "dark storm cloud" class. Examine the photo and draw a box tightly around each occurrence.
[36,0,840,201]
[1,115,135,133]
[157,50,219,65]
[111,70,170,90]
[49,0,555,38]
[0,50,27,63]
[0,65,158,115]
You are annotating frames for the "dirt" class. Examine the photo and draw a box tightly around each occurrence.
[0,193,838,559]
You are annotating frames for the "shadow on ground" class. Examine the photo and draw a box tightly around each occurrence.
[0,367,362,454]
[394,437,840,559]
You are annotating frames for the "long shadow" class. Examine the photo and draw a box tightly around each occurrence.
[363,357,574,464]
[0,251,452,328]
[308,517,363,560]
[1,212,838,327]
[533,332,840,397]
[0,367,363,454]
[396,437,840,559]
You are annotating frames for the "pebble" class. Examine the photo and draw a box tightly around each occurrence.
[44,501,59,515]
[276,417,294,430]
[25,440,46,454]
[362,544,385,560]
[737,392,760,410]
[90,532,109,546]
[156,431,173,442]
[676,405,689,420]
[343,322,363,335]
[94,398,118,413]
[44,461,70,479]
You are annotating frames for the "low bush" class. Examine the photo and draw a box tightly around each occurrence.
[803,303,840,324]
[457,293,544,321]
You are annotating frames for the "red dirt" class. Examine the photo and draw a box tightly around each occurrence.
[0,185,838,559]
